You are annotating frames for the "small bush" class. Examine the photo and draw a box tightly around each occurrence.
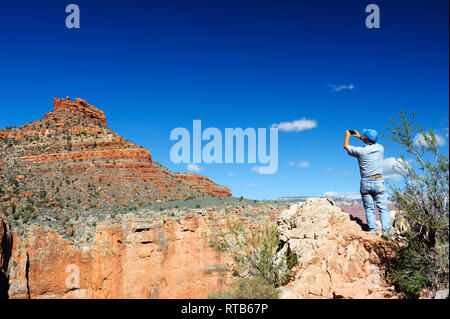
[207,221,297,287]
[391,246,430,298]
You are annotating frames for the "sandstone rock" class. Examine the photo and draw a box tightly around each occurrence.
[434,288,449,299]
[391,210,410,234]
[278,198,398,299]
[7,213,237,299]
[49,97,107,126]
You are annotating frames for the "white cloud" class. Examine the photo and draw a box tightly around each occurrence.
[383,157,409,181]
[251,166,263,174]
[413,132,447,147]
[298,161,310,168]
[187,163,203,172]
[271,118,317,132]
[246,182,263,187]
[288,161,309,168]
[228,172,234,176]
[329,84,355,93]
[324,191,360,199]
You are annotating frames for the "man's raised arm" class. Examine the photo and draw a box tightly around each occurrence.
[344,130,351,150]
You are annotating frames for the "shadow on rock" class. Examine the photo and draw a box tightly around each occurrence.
[349,214,370,231]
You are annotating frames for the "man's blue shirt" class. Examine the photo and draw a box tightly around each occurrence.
[346,143,384,178]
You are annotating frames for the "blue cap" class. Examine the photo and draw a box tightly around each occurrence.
[361,129,378,143]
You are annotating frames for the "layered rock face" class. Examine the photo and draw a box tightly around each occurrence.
[8,214,226,298]
[173,173,233,197]
[6,204,279,299]
[278,198,398,299]
[0,97,230,220]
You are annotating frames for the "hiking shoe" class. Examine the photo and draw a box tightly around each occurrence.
[381,232,391,240]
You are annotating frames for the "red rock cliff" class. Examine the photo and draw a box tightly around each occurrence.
[47,97,107,126]
[7,208,277,299]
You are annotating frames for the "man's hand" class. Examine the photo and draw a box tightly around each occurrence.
[345,130,351,138]
[352,130,362,139]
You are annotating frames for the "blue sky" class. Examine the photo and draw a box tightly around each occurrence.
[0,0,448,199]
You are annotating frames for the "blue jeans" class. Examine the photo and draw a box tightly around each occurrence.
[360,177,391,235]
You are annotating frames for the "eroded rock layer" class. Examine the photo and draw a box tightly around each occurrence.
[0,97,231,219]
[6,204,279,299]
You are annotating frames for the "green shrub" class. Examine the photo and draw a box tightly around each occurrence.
[207,221,297,287]
[391,246,430,298]
[24,204,35,214]
[385,111,449,297]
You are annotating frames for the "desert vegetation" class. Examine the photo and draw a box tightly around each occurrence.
[206,221,297,298]
[385,111,449,298]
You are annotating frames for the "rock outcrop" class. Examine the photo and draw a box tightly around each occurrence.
[277,198,398,299]
[47,97,107,126]
[0,97,231,221]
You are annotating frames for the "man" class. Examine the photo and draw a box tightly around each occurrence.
[343,129,392,239]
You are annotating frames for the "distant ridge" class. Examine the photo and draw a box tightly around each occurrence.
[274,196,363,206]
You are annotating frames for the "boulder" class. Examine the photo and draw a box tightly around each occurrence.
[278,198,398,299]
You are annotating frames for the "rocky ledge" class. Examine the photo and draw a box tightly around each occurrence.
[277,198,398,299]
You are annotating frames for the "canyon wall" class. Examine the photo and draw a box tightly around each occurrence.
[1,198,401,299]
[7,212,236,299]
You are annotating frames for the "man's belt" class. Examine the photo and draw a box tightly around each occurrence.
[368,174,382,179]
